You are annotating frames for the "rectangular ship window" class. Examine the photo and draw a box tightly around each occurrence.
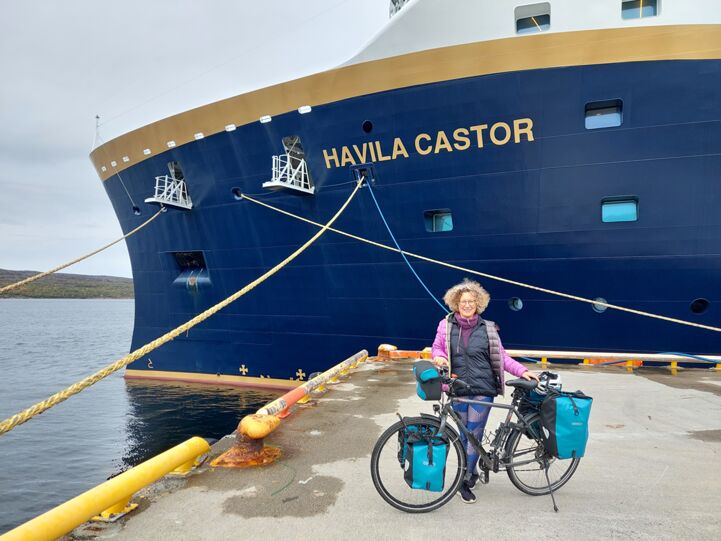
[515,3,551,34]
[622,0,659,20]
[602,199,638,223]
[585,100,623,129]
[424,210,453,232]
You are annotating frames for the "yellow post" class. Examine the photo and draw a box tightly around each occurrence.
[716,363,721,371]
[3,437,210,541]
[625,360,634,372]
[582,359,590,367]
[541,357,548,369]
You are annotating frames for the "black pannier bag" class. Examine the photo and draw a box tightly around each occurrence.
[412,360,442,401]
[398,424,449,492]
[540,390,593,459]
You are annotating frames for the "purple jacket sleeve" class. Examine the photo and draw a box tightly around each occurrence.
[500,339,528,377]
[431,319,447,360]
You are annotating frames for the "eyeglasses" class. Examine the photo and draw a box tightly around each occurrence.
[459,300,476,305]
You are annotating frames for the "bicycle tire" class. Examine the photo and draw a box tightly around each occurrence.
[505,413,580,496]
[370,416,466,513]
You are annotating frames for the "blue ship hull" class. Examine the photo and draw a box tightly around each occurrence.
[103,60,721,384]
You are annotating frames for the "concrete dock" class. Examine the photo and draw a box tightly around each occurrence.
[71,360,721,541]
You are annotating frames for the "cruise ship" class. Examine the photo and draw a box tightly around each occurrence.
[90,0,721,388]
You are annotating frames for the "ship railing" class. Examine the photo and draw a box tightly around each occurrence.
[144,175,193,209]
[262,154,315,194]
[389,0,410,17]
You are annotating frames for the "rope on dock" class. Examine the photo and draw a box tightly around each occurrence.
[0,178,365,437]
[0,208,164,295]
[240,193,721,334]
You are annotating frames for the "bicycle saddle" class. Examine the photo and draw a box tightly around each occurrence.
[506,379,538,390]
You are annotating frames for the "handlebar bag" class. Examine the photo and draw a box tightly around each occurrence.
[402,429,449,492]
[412,360,442,401]
[540,390,593,459]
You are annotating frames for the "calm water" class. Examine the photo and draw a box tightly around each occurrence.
[0,299,279,534]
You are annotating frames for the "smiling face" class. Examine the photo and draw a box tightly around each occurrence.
[458,291,477,319]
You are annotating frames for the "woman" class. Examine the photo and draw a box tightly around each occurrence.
[431,278,538,503]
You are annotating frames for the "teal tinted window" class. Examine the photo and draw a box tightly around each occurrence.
[586,100,623,129]
[424,210,453,232]
[622,0,658,19]
[602,199,638,223]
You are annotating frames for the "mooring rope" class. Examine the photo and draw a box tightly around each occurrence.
[240,193,721,334]
[365,181,447,313]
[0,209,164,296]
[0,178,364,436]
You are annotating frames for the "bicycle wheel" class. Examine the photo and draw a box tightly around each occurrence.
[505,413,580,495]
[370,416,466,513]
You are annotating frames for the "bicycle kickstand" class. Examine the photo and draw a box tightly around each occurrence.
[542,459,559,513]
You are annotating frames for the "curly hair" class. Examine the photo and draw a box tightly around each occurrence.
[442,278,490,314]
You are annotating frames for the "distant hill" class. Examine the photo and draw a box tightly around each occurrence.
[0,268,134,299]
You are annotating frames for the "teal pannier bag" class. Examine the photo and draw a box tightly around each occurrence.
[540,390,593,459]
[402,430,449,492]
[413,360,442,401]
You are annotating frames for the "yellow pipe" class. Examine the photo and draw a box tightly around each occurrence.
[2,437,210,541]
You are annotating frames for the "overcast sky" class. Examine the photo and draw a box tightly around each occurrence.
[0,0,389,278]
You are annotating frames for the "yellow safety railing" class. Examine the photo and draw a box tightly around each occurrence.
[0,177,365,436]
[0,209,163,295]
[1,437,210,541]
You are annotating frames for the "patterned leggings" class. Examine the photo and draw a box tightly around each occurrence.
[453,395,494,480]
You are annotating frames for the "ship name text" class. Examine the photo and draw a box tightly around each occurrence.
[322,118,534,169]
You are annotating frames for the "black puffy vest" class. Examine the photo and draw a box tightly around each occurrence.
[448,317,498,397]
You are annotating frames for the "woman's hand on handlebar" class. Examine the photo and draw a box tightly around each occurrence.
[433,356,448,368]
[522,371,540,382]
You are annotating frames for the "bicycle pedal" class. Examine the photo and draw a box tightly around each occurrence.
[480,470,490,485]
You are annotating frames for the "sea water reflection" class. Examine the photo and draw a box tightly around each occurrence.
[121,380,278,467]
[0,299,279,533]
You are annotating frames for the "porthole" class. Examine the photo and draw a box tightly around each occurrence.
[132,206,141,215]
[690,298,710,314]
[592,297,608,313]
[232,187,243,200]
[508,297,524,311]
[362,120,374,134]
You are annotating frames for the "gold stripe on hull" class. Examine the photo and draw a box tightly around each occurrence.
[124,369,301,391]
[92,25,721,180]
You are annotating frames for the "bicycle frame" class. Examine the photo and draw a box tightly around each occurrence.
[434,392,541,473]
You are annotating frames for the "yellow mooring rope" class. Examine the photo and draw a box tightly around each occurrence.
[0,178,364,436]
[0,209,164,295]
[240,193,721,334]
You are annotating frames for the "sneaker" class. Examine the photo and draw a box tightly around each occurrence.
[458,482,476,504]
[467,474,480,489]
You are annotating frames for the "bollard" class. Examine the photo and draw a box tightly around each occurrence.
[212,350,367,468]
[210,414,283,468]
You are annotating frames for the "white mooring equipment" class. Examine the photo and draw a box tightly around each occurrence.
[145,174,193,209]
[262,154,315,194]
